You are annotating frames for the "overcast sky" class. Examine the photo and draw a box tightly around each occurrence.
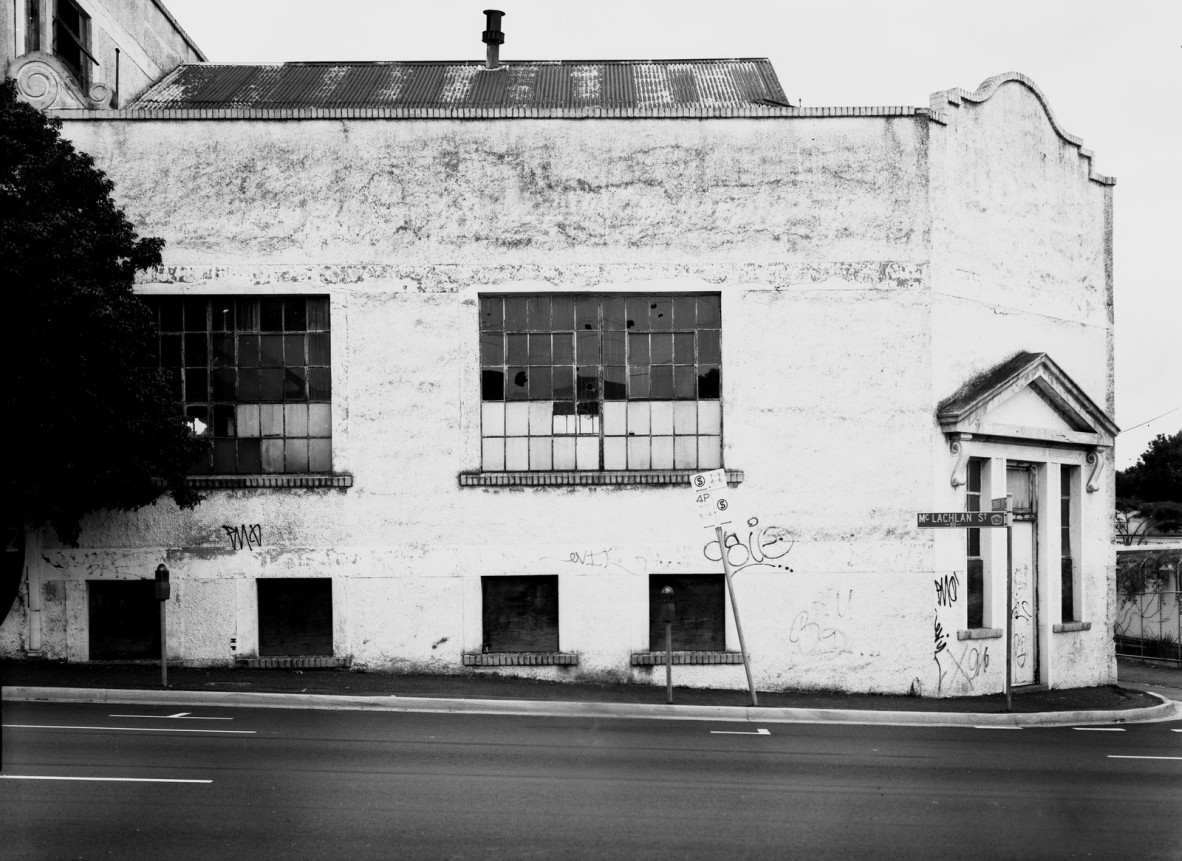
[164,0,1181,468]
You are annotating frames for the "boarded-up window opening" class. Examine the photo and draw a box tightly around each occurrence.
[482,575,559,652]
[89,580,158,659]
[258,578,333,656]
[648,574,725,651]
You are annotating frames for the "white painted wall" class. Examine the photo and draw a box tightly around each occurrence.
[0,77,1116,695]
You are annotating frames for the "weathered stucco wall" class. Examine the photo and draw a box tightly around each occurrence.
[0,95,1115,695]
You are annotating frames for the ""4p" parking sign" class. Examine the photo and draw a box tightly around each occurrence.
[690,469,733,527]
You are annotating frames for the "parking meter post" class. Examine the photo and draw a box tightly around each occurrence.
[155,563,170,688]
[665,621,673,703]
[660,586,676,704]
[714,525,758,707]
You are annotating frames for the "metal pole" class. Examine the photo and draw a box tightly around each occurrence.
[160,600,167,688]
[715,525,758,706]
[1004,498,1013,713]
[665,621,673,704]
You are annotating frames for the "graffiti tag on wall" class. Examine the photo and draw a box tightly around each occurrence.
[224,524,262,551]
[931,569,991,694]
[703,518,794,574]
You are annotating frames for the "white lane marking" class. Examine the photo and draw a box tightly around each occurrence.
[973,726,1021,730]
[711,728,770,735]
[3,724,254,735]
[1172,729,1182,733]
[1073,727,1126,732]
[110,713,233,721]
[1107,755,1182,761]
[0,775,212,784]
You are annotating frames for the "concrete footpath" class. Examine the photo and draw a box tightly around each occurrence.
[3,657,1180,728]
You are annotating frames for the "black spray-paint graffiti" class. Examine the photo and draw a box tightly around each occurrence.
[557,547,649,577]
[223,524,262,551]
[933,615,948,654]
[703,518,794,574]
[935,573,959,608]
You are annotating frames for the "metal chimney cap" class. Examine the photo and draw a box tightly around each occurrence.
[482,9,505,45]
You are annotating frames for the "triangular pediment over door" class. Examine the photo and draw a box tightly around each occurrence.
[937,352,1118,489]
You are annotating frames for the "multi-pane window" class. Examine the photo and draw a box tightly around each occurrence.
[965,458,984,628]
[479,295,722,471]
[1061,465,1076,623]
[146,295,332,475]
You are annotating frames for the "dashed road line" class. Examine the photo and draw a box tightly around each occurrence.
[3,723,254,735]
[0,775,212,784]
[1107,755,1182,761]
[973,726,1021,730]
[110,713,233,720]
[711,728,771,735]
[1073,727,1125,732]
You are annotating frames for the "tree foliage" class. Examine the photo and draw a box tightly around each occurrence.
[0,78,203,549]
[1116,431,1182,545]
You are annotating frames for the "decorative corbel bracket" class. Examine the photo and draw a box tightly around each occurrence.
[1085,449,1104,493]
[949,435,972,487]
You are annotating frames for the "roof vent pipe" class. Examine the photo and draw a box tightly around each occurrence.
[482,9,505,69]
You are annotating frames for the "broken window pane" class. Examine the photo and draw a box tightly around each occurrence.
[482,370,505,401]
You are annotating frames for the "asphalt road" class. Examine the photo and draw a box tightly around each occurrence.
[2,701,1180,860]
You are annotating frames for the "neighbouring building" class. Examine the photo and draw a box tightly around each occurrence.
[2,0,204,109]
[1,8,1121,696]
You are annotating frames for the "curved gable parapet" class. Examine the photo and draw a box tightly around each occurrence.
[929,72,1115,187]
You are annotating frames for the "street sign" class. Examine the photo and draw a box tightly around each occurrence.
[690,470,732,527]
[917,512,1007,528]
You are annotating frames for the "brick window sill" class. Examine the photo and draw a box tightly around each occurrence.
[631,651,745,666]
[1053,621,1092,633]
[458,469,744,488]
[183,474,354,489]
[463,652,579,667]
[236,656,352,669]
[957,628,1003,641]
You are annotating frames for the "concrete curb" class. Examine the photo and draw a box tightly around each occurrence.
[5,686,1178,727]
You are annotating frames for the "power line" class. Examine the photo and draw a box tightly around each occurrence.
[1119,403,1182,434]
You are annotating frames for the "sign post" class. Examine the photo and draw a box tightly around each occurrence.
[691,470,758,707]
[992,495,1014,712]
[917,501,1012,710]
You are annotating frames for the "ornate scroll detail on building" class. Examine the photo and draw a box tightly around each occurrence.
[1085,450,1104,493]
[9,52,111,110]
[949,436,971,487]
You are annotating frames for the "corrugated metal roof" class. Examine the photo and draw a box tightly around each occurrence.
[128,59,792,115]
